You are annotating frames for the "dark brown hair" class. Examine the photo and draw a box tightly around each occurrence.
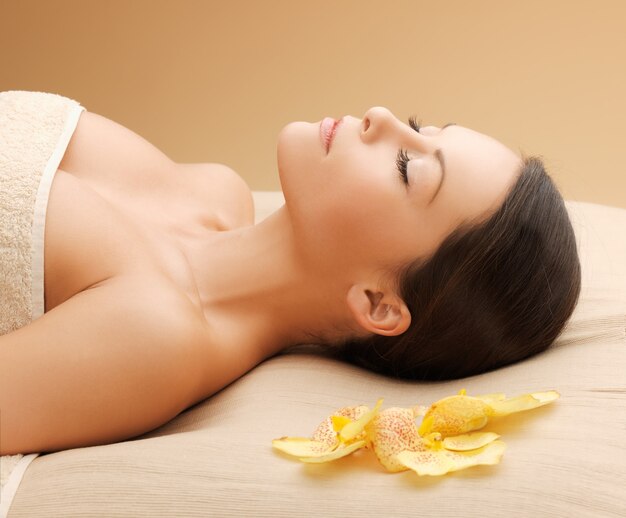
[291,156,582,381]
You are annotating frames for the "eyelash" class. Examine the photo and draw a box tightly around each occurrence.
[396,116,422,185]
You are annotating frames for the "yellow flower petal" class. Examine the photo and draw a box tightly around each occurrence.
[272,437,336,458]
[274,389,556,476]
[311,404,371,450]
[442,432,501,451]
[396,440,507,476]
[299,440,367,463]
[474,392,507,403]
[419,395,493,437]
[332,416,353,432]
[530,390,560,404]
[419,390,560,438]
[274,404,373,459]
[365,407,425,472]
[488,390,560,417]
[339,398,384,442]
[396,448,456,476]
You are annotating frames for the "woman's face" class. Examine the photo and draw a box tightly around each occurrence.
[277,106,521,280]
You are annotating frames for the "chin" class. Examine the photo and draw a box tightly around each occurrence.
[276,121,319,198]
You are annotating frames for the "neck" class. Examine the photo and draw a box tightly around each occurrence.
[177,206,347,365]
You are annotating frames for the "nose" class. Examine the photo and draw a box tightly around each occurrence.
[360,106,398,143]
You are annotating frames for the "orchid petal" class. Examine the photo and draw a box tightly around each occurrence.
[272,437,336,457]
[418,390,560,438]
[365,407,425,472]
[273,389,558,478]
[339,398,384,442]
[332,416,353,433]
[488,391,560,417]
[299,440,368,463]
[311,405,371,450]
[273,404,372,459]
[419,395,493,437]
[474,392,507,403]
[396,440,507,476]
[442,432,501,451]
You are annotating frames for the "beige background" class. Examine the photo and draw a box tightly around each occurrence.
[1,0,624,208]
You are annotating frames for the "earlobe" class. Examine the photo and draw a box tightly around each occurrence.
[346,284,411,337]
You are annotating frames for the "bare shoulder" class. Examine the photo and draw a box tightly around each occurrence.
[59,110,176,185]
[176,162,255,229]
[58,109,255,229]
[0,275,210,454]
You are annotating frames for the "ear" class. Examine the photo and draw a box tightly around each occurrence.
[346,283,411,337]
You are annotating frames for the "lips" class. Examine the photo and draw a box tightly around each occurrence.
[320,117,342,153]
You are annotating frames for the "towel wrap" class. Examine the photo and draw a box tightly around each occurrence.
[0,90,85,517]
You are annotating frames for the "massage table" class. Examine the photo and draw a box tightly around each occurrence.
[2,193,624,517]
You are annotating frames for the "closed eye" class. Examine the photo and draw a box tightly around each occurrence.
[396,149,410,185]
[397,117,454,189]
[396,117,423,186]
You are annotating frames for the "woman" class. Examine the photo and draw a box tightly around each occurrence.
[0,91,581,456]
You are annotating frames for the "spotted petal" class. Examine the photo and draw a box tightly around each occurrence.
[396,439,507,476]
[442,432,501,451]
[332,416,353,432]
[299,440,368,463]
[272,437,337,458]
[365,407,425,472]
[273,403,374,460]
[310,404,372,450]
[339,398,384,442]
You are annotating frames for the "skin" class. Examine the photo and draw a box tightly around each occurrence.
[181,106,522,364]
[0,106,521,454]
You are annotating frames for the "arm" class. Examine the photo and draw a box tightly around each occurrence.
[0,279,206,455]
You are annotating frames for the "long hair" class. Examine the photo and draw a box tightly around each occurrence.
[314,156,581,381]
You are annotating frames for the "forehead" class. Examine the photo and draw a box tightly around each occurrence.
[433,124,521,222]
[441,124,518,155]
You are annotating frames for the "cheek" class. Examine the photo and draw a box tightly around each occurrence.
[315,183,408,260]
[278,135,416,264]
[321,156,404,240]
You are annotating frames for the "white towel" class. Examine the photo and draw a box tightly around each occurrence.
[0,90,84,516]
